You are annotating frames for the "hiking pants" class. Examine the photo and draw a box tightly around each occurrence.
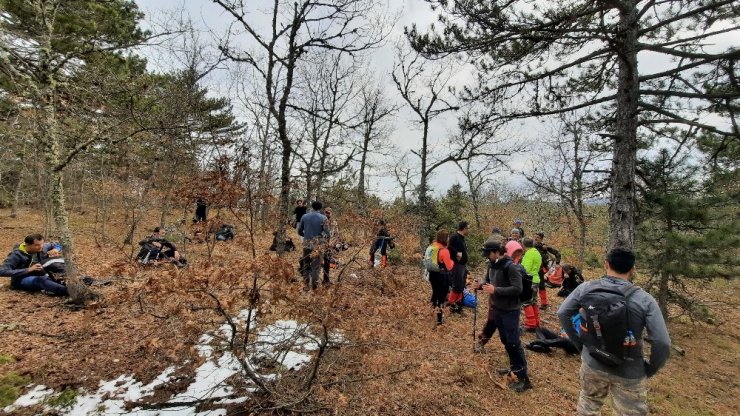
[322,251,333,284]
[523,284,540,329]
[17,275,68,296]
[494,308,528,380]
[448,263,466,302]
[530,327,579,354]
[478,297,497,346]
[577,363,648,416]
[538,271,549,306]
[428,271,449,308]
[301,247,322,288]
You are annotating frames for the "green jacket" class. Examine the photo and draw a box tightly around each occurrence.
[522,248,542,283]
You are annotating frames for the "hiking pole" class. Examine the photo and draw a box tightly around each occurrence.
[472,287,478,352]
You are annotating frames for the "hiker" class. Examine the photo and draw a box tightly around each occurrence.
[137,227,187,267]
[270,232,296,252]
[534,232,561,310]
[0,234,69,296]
[446,221,470,313]
[471,240,532,392]
[509,228,522,242]
[297,200,328,290]
[521,237,543,331]
[215,223,235,241]
[368,220,392,269]
[558,264,584,297]
[525,324,579,355]
[513,219,525,238]
[195,198,208,222]
[557,248,671,416]
[424,229,454,325]
[321,206,337,286]
[293,199,307,227]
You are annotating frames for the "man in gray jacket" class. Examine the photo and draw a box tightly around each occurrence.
[297,200,328,291]
[557,248,670,415]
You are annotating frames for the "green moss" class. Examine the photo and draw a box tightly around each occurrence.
[0,355,15,365]
[0,372,30,407]
[45,387,78,409]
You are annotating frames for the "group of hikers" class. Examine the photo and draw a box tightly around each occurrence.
[422,219,671,415]
[1,203,672,415]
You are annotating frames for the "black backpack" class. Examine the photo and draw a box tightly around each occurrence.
[517,265,534,302]
[580,281,640,366]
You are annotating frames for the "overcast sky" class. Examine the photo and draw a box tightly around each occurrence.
[134,0,739,202]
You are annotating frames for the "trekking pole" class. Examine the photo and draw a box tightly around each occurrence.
[472,287,478,352]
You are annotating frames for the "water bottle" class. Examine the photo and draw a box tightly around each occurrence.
[628,330,637,347]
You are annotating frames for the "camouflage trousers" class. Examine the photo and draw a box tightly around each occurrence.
[577,362,649,416]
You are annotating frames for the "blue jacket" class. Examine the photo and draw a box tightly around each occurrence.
[0,242,53,289]
[297,211,328,243]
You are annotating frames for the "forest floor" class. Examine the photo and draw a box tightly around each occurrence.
[0,208,738,415]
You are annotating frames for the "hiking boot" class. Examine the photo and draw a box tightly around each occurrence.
[539,304,549,311]
[509,377,533,393]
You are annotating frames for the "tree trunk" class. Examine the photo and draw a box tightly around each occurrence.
[357,134,370,213]
[609,2,639,251]
[657,269,670,321]
[10,142,26,218]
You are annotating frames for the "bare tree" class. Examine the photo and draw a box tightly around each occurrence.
[410,0,740,250]
[356,80,397,212]
[522,114,609,263]
[213,0,387,255]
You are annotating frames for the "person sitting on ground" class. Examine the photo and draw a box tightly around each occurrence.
[525,319,580,355]
[215,223,235,241]
[0,234,69,296]
[137,227,186,266]
[558,264,584,297]
[270,232,296,252]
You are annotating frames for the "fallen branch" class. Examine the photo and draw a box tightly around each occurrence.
[321,363,418,387]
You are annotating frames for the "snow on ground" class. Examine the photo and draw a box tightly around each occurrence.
[5,311,339,415]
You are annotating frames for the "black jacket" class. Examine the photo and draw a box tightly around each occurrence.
[448,233,468,265]
[484,256,523,311]
[535,242,561,269]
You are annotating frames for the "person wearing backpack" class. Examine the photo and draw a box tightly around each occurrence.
[471,240,532,392]
[557,248,671,416]
[424,229,455,325]
[446,221,470,313]
[521,237,543,331]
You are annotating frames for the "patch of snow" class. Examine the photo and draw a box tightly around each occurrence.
[9,310,340,415]
[2,385,54,412]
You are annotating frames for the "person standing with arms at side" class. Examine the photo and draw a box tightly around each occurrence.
[521,237,543,331]
[293,199,307,228]
[471,240,531,392]
[297,201,328,291]
[447,221,470,314]
[557,248,670,416]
